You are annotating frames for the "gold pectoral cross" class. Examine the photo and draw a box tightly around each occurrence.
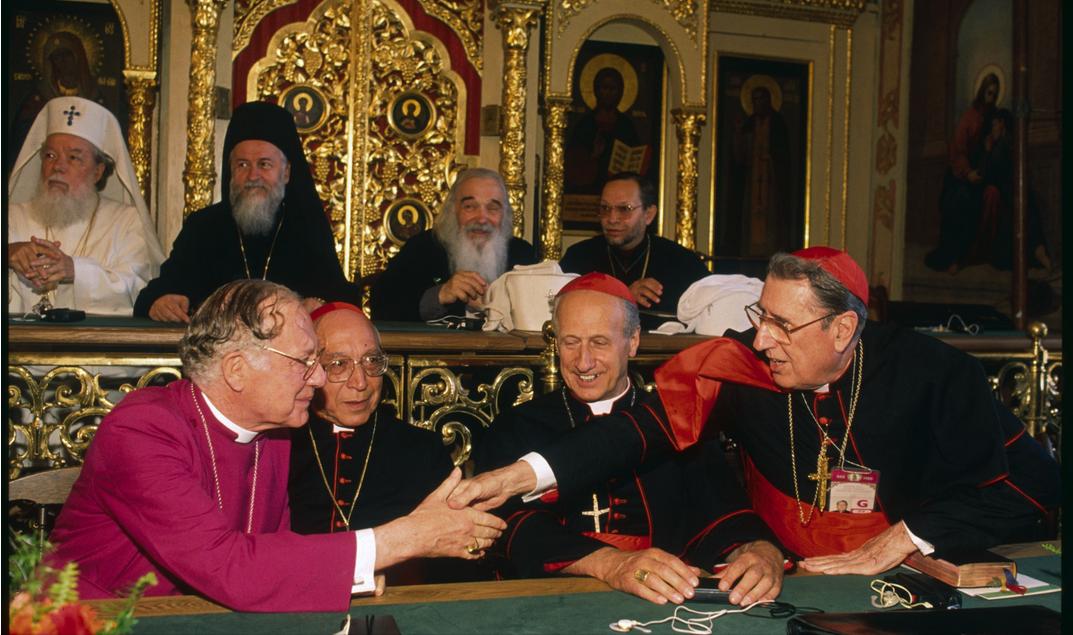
[808,448,831,512]
[581,493,610,532]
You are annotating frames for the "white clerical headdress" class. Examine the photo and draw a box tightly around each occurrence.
[7,96,165,265]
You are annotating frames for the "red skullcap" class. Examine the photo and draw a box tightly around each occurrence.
[790,246,869,305]
[309,301,364,322]
[556,272,637,305]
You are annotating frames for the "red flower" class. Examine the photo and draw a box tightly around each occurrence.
[44,603,105,635]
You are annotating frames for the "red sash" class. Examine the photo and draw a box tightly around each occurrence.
[582,532,651,552]
[743,454,890,557]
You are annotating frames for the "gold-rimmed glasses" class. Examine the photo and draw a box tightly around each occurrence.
[320,352,389,383]
[596,202,643,218]
[260,345,321,381]
[744,302,838,345]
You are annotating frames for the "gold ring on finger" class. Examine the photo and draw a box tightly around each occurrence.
[633,568,649,583]
[465,541,481,555]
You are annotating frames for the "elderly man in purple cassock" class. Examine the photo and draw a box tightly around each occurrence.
[49,279,505,612]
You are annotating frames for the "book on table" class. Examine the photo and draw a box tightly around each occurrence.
[903,549,1016,587]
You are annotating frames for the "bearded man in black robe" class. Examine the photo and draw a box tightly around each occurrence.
[135,102,356,321]
[475,273,785,606]
[452,247,1059,580]
[369,168,537,322]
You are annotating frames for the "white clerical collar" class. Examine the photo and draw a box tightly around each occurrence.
[585,379,632,416]
[332,424,350,434]
[201,392,258,444]
[815,384,831,394]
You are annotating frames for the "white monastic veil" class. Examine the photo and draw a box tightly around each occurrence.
[7,96,166,269]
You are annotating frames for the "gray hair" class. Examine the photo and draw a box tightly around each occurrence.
[551,293,640,341]
[92,148,115,191]
[433,167,513,238]
[179,280,300,382]
[766,252,867,338]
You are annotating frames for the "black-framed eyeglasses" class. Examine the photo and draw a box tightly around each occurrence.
[596,202,642,218]
[260,345,321,381]
[744,302,838,345]
[320,352,389,383]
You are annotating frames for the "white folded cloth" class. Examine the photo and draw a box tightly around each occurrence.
[482,261,578,332]
[652,274,763,336]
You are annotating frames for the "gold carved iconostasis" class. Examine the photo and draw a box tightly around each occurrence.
[220,0,889,288]
[232,0,483,280]
[20,0,1061,331]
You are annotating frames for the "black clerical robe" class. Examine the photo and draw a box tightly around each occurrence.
[536,323,1060,558]
[559,234,709,328]
[369,229,538,322]
[289,408,454,534]
[134,202,356,316]
[476,387,780,578]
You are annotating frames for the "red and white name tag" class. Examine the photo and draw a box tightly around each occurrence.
[828,468,879,513]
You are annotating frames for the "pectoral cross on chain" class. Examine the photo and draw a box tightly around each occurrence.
[581,493,610,532]
[808,448,832,512]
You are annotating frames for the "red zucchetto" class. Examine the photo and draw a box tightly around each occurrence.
[555,272,637,305]
[309,301,364,322]
[790,246,869,306]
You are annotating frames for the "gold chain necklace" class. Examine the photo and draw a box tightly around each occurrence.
[787,340,864,525]
[307,412,378,531]
[189,384,260,534]
[236,204,286,280]
[607,235,650,280]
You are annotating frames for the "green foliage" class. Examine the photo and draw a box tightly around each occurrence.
[7,526,157,635]
[101,572,158,635]
[7,530,48,597]
[48,561,81,606]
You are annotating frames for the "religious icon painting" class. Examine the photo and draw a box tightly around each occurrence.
[280,84,329,133]
[388,91,436,139]
[712,55,809,276]
[562,39,665,231]
[10,0,128,169]
[385,199,430,245]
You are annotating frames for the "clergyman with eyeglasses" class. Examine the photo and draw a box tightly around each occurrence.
[451,247,1058,581]
[48,280,505,611]
[559,172,709,328]
[289,301,475,583]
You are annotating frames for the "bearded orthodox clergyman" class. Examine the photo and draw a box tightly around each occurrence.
[7,96,164,315]
[369,168,538,322]
[134,101,357,323]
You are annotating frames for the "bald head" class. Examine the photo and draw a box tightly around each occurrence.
[313,308,385,428]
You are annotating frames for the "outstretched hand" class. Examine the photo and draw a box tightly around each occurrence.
[447,461,538,511]
[798,521,918,575]
[373,468,506,570]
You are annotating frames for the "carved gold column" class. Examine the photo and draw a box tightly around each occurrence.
[123,70,158,204]
[492,1,542,238]
[672,108,705,250]
[182,0,228,217]
[1026,321,1048,439]
[540,320,560,394]
[540,96,570,260]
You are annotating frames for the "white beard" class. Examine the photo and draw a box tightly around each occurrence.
[230,179,285,236]
[437,218,510,283]
[28,179,98,229]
